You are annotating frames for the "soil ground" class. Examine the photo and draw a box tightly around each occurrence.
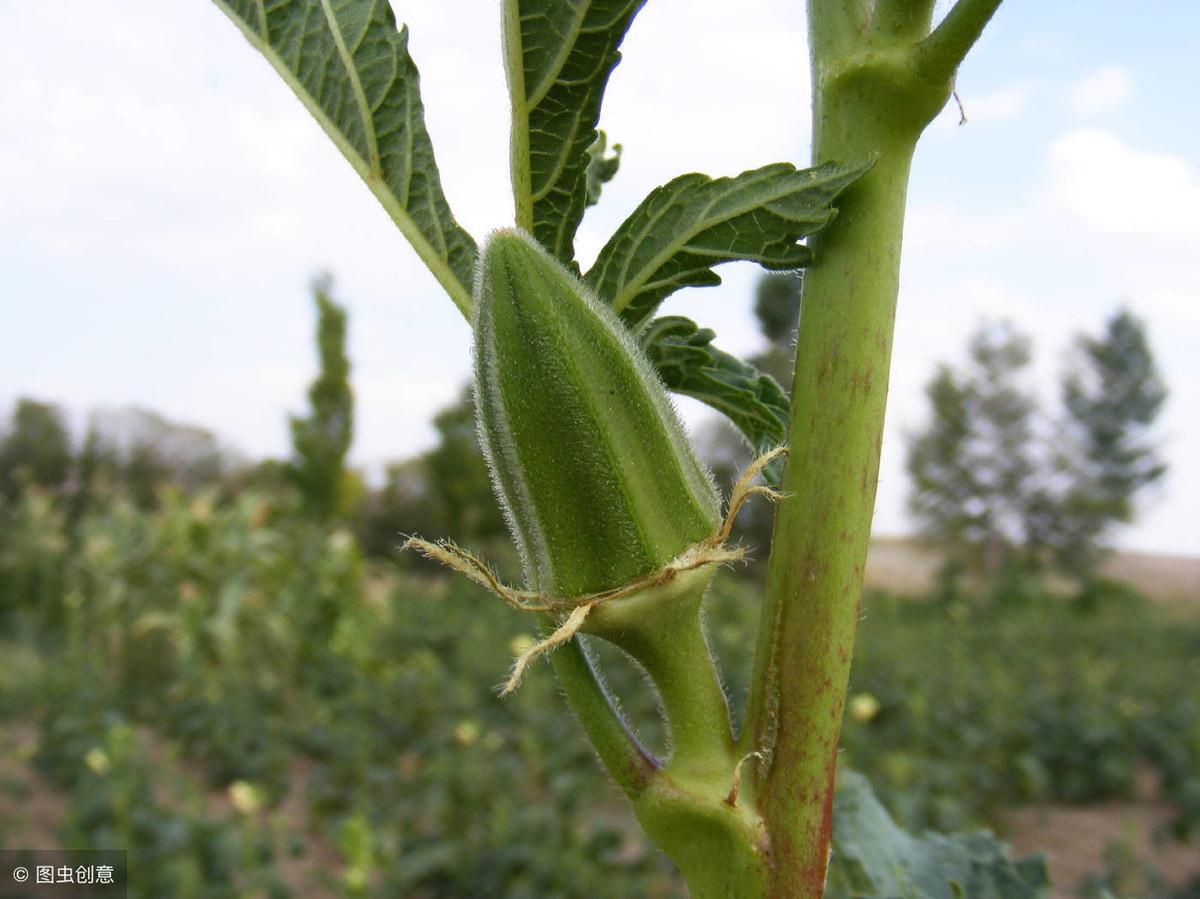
[1006,799,1200,898]
[865,537,1200,606]
[870,539,1200,896]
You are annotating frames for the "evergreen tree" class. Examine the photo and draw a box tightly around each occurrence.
[289,279,354,520]
[0,398,73,500]
[906,321,1037,577]
[750,272,803,388]
[1044,308,1167,580]
[424,386,505,541]
[754,271,803,346]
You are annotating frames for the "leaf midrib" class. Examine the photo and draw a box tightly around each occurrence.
[319,0,381,172]
[503,0,534,230]
[525,2,593,108]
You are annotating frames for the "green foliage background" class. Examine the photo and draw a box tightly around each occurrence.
[1,479,1197,897]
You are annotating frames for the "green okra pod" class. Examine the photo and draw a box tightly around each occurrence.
[473,228,720,598]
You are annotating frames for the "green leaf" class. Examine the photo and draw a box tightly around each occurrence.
[584,131,622,209]
[826,771,1052,899]
[503,0,646,265]
[586,160,871,331]
[641,316,788,483]
[214,0,477,317]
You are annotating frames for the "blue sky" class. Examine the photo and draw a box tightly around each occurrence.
[1,1,1196,555]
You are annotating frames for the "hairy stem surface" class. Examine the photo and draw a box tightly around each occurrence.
[741,1,1001,894]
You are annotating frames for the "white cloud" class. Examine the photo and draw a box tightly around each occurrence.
[573,0,811,268]
[926,80,1035,135]
[354,370,465,470]
[904,204,1024,255]
[1065,66,1133,118]
[961,84,1029,124]
[1139,288,1200,327]
[1046,129,1200,241]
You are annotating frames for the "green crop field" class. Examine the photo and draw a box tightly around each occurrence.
[2,487,1197,898]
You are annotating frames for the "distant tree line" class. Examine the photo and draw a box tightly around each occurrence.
[0,280,508,575]
[0,284,352,529]
[288,276,356,521]
[0,399,235,514]
[2,272,1166,600]
[688,274,1168,596]
[907,309,1167,595]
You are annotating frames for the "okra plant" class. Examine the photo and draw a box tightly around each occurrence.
[212,0,1046,895]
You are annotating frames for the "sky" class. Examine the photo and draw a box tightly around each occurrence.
[1,1,1197,556]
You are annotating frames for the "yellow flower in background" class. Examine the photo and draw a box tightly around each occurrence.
[509,634,537,657]
[84,748,111,776]
[229,780,262,815]
[453,720,479,747]
[848,692,881,724]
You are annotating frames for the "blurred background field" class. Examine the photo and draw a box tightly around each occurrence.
[3,3,1199,896]
[2,276,1198,898]
[1,479,1197,898]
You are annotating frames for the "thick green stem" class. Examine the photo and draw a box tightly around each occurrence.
[807,0,872,60]
[738,1,1001,894]
[750,140,918,899]
[871,0,936,40]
